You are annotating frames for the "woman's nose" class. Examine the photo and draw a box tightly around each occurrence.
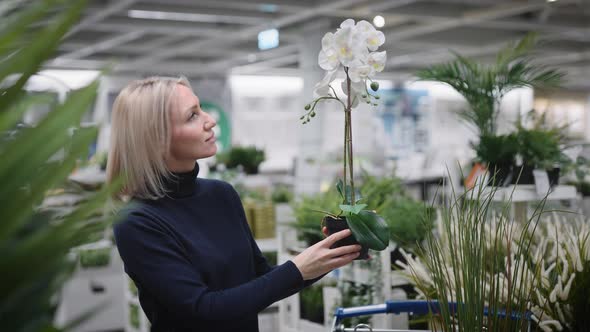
[204,112,216,130]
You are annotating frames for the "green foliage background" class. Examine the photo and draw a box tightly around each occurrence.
[0,1,120,330]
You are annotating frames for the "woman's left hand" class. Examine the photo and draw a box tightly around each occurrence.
[291,229,361,280]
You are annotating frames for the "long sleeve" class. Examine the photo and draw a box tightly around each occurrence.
[114,213,305,323]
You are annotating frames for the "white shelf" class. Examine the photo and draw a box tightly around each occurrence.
[472,185,577,202]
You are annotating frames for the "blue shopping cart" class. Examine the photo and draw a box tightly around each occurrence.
[330,300,534,332]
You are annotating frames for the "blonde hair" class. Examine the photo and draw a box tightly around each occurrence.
[106,76,191,199]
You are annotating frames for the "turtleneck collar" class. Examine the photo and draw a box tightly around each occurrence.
[162,162,199,199]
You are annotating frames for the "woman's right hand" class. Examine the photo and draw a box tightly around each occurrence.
[291,229,361,280]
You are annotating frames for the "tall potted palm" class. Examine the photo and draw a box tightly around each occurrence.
[301,19,389,259]
[416,34,563,185]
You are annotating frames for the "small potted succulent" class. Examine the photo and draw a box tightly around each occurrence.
[301,19,389,259]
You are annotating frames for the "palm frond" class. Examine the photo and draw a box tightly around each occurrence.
[417,33,563,136]
[0,1,123,331]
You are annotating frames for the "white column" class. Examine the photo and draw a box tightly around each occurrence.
[295,20,330,196]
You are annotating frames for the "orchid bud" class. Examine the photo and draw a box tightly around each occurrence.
[370,82,379,91]
[310,111,316,117]
[361,94,367,98]
[304,104,311,110]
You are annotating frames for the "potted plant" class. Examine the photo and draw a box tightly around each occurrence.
[513,111,569,185]
[359,173,434,251]
[396,184,542,331]
[292,186,342,247]
[301,19,390,259]
[472,133,519,186]
[416,34,563,184]
[514,126,560,184]
[217,145,265,174]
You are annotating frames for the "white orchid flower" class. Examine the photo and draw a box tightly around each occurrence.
[321,32,335,53]
[318,32,340,72]
[355,20,376,34]
[368,51,387,73]
[333,24,369,67]
[355,20,385,51]
[348,59,372,82]
[305,18,386,122]
[340,18,355,29]
[318,49,340,71]
[366,30,385,51]
[313,69,338,98]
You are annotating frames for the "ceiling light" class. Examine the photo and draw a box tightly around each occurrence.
[259,4,278,13]
[258,28,279,50]
[373,15,385,28]
[127,10,259,24]
[547,0,558,2]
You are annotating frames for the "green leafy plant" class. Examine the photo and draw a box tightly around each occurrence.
[79,247,111,268]
[515,111,570,171]
[217,145,265,175]
[302,19,389,253]
[129,279,138,297]
[515,126,561,169]
[396,184,590,331]
[0,1,121,330]
[292,188,341,246]
[129,303,140,329]
[271,184,293,203]
[90,151,108,171]
[338,281,372,327]
[567,156,590,196]
[293,174,433,249]
[360,173,434,249]
[417,34,563,186]
[261,251,277,266]
[471,133,519,186]
[417,34,563,138]
[473,133,519,167]
[299,284,324,324]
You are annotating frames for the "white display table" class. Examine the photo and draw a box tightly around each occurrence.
[466,185,577,222]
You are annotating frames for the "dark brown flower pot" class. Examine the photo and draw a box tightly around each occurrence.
[486,163,513,187]
[511,164,535,185]
[323,215,369,260]
[547,167,560,186]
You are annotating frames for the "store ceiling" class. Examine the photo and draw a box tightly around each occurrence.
[47,0,590,89]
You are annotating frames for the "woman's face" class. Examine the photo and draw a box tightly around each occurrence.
[166,84,217,172]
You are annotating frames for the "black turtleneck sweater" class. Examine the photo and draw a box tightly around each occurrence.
[113,164,308,332]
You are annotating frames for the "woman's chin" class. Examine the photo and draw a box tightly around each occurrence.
[202,147,217,159]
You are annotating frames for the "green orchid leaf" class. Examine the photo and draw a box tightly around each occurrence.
[346,210,389,251]
[336,179,349,203]
[336,180,362,205]
[339,204,367,215]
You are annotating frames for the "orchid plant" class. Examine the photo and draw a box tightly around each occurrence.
[301,19,389,252]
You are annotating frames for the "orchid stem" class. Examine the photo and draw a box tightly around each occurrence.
[345,69,355,205]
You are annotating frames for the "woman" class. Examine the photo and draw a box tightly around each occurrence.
[107,76,361,332]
